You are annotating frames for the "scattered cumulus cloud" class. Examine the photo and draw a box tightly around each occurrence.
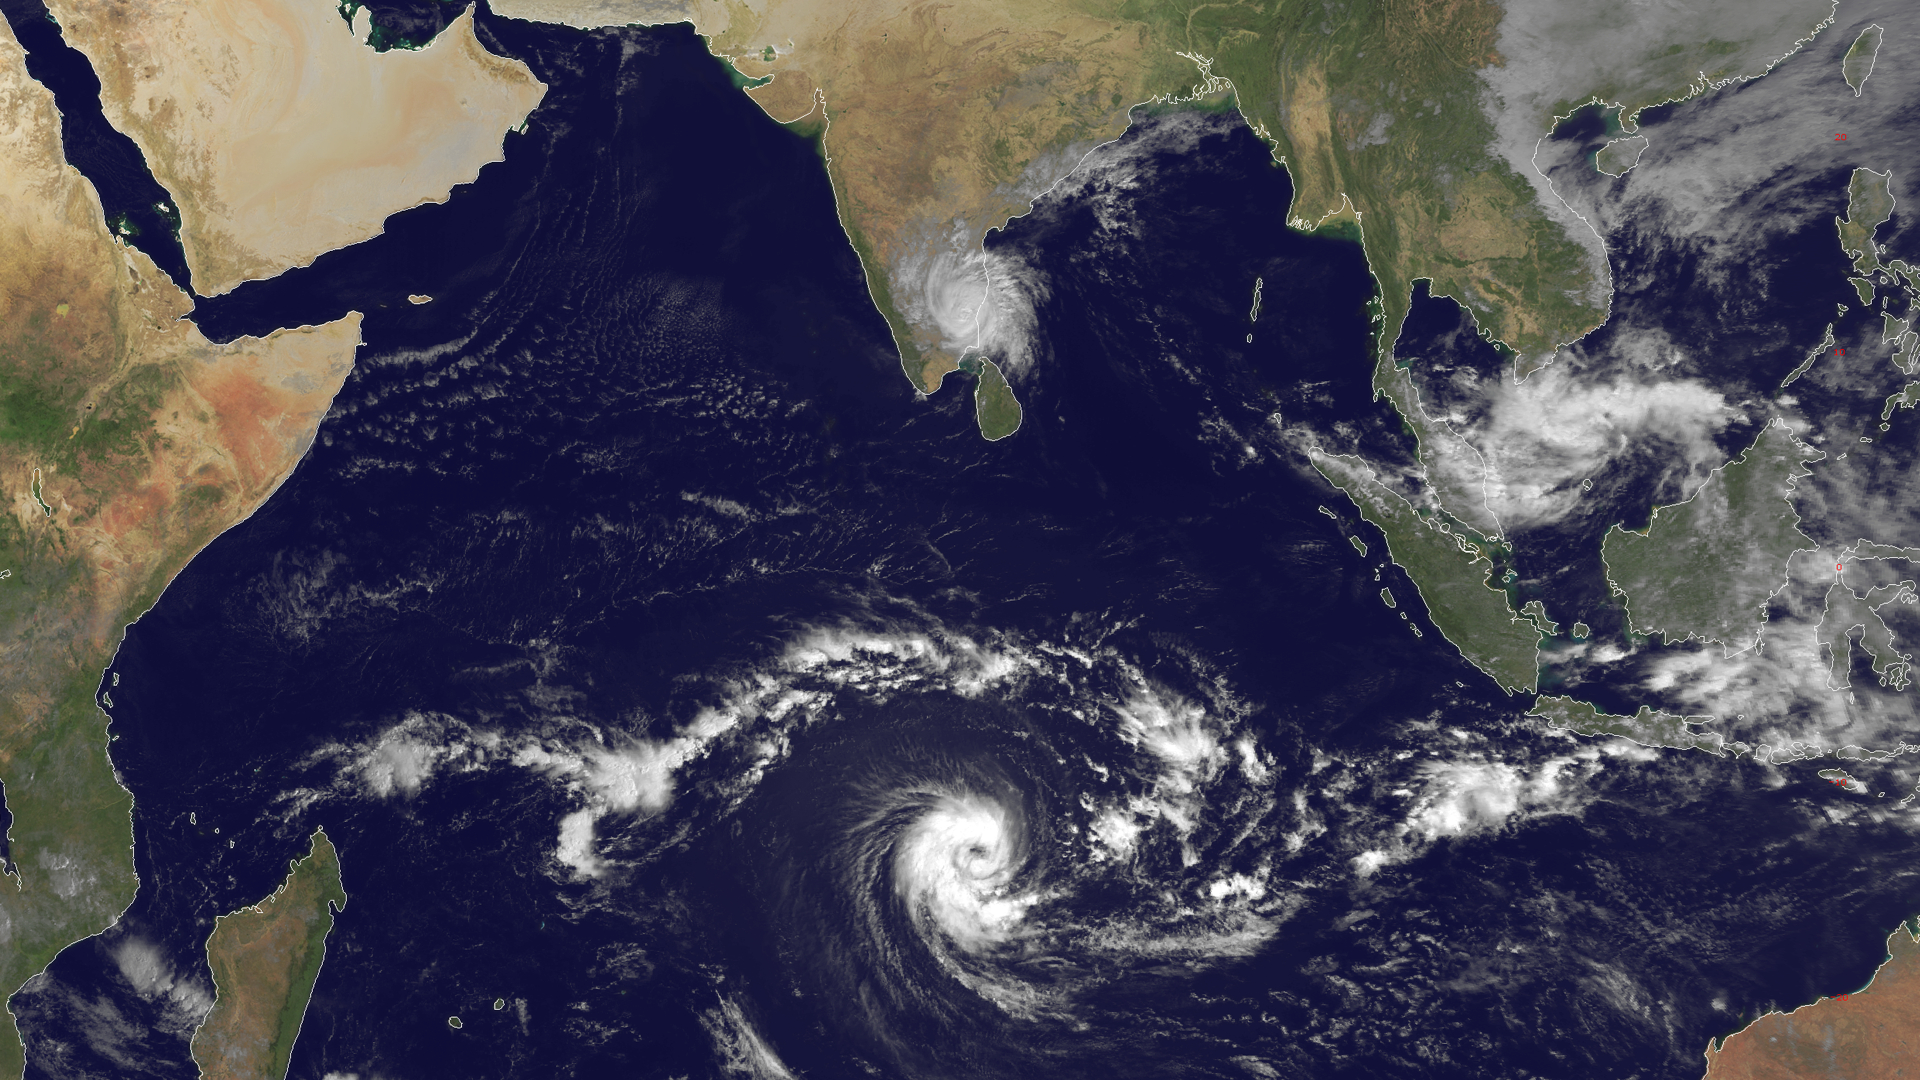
[112,938,213,1028]
[1353,746,1629,874]
[318,619,1037,879]
[1461,360,1738,529]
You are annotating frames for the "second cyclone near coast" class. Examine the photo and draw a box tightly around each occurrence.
[15,2,1920,1079]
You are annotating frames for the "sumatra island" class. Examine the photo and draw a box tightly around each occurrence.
[1308,448,1540,694]
[1705,919,1920,1079]
[192,829,349,1080]
[473,0,1832,706]
[0,0,1898,1072]
[0,21,361,1075]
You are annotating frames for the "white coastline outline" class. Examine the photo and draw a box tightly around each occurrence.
[1704,918,1920,1066]
[186,827,349,1072]
[0,68,368,1045]
[1844,22,1885,97]
[1595,417,1825,659]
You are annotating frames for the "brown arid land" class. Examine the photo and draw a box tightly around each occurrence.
[483,0,1823,450]
[483,0,1572,387]
[1704,920,1920,1080]
[467,0,1825,680]
[704,0,1195,397]
[0,17,360,1075]
[494,0,1198,427]
[44,0,546,296]
[192,828,348,1080]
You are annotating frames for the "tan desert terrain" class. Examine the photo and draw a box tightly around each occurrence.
[44,0,546,295]
[0,17,361,1073]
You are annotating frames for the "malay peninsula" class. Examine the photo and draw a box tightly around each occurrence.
[0,0,1871,1074]
[474,0,1830,695]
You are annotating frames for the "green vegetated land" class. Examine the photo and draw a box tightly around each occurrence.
[959,355,1023,440]
[1839,168,1895,274]
[1124,0,1608,645]
[1311,449,1539,693]
[1602,419,1823,652]
[1853,541,1920,561]
[0,266,155,1080]
[1818,579,1914,692]
[0,362,269,1077]
[1594,135,1649,178]
[0,661,139,1078]
[1529,695,1729,756]
[1132,0,1831,667]
[0,72,358,1069]
[192,829,348,1080]
[1519,600,1558,635]
[1778,323,1833,389]
[1843,24,1884,94]
[1150,0,1607,371]
[1885,381,1920,420]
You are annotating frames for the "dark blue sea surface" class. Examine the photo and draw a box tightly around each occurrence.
[1511,25,1920,728]
[11,10,1920,1080]
[0,0,190,290]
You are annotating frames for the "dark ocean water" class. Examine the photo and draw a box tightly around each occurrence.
[1517,54,1920,724]
[9,8,1920,1080]
[0,0,191,291]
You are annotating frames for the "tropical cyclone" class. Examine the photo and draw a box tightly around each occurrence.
[497,0,1609,378]
[0,20,360,1075]
[43,0,546,296]
[483,0,1832,683]
[478,0,1828,473]
[499,0,1188,409]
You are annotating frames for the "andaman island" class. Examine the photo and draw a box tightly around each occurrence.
[0,0,1865,1074]
[485,0,1830,696]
